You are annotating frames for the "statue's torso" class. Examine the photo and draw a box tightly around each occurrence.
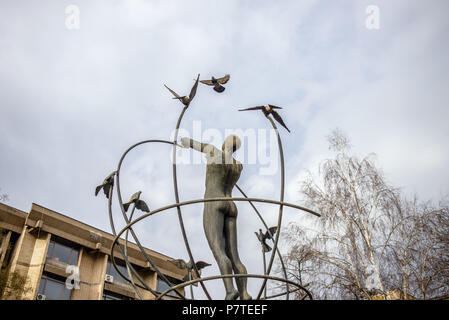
[203,148,242,217]
[206,162,242,193]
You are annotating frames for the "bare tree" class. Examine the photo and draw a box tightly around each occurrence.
[389,199,449,299]
[281,129,448,299]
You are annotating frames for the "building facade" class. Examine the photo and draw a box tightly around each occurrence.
[0,202,186,300]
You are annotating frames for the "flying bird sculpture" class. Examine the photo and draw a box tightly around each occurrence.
[164,74,200,107]
[239,104,291,133]
[123,191,150,213]
[255,227,278,253]
[168,259,212,281]
[200,74,230,93]
[95,171,116,199]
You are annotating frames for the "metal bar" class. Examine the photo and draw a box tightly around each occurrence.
[256,116,285,299]
[114,139,185,299]
[155,273,313,300]
[111,197,320,241]
[263,249,267,299]
[260,287,311,300]
[109,196,320,298]
[171,106,212,300]
[235,184,290,299]
[107,180,155,297]
[123,202,141,299]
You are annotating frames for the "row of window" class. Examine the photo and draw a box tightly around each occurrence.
[46,236,132,284]
[38,272,174,300]
[38,272,134,300]
[38,236,176,300]
[46,236,79,265]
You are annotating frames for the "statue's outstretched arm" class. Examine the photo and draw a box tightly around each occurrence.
[180,137,212,153]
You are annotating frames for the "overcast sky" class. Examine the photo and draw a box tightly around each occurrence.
[1,1,448,299]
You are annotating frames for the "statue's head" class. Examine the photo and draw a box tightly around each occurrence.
[222,134,241,153]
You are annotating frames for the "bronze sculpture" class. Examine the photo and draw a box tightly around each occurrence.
[200,74,230,93]
[180,134,252,300]
[123,191,150,212]
[255,227,278,253]
[239,105,291,132]
[99,73,320,300]
[95,171,116,199]
[255,226,278,299]
[164,74,200,107]
[168,259,211,281]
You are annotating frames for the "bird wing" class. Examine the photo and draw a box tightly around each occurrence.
[262,243,272,253]
[103,184,112,199]
[195,261,211,269]
[95,185,103,196]
[189,74,200,100]
[264,227,277,239]
[268,226,278,237]
[238,106,264,111]
[168,259,187,269]
[182,274,191,282]
[104,171,116,183]
[199,79,214,86]
[123,202,130,212]
[255,231,263,242]
[217,74,230,84]
[267,104,282,109]
[164,84,182,99]
[136,200,150,212]
[271,110,291,133]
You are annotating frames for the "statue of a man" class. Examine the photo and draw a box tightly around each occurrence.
[180,134,252,300]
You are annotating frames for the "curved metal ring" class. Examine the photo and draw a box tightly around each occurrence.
[171,106,212,299]
[155,273,313,300]
[260,287,311,300]
[113,139,185,299]
[235,184,290,299]
[108,138,321,299]
[107,103,320,300]
[257,117,285,299]
[110,197,319,299]
[110,198,320,259]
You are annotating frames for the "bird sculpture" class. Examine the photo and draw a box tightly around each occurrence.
[168,259,211,281]
[200,74,230,93]
[239,104,291,132]
[255,227,278,253]
[123,191,150,212]
[95,171,116,199]
[164,74,200,107]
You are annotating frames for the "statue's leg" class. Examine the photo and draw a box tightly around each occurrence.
[225,216,252,300]
[203,203,239,300]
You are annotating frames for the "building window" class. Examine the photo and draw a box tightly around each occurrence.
[106,258,131,284]
[1,231,19,268]
[156,277,183,300]
[102,290,133,300]
[46,236,79,265]
[157,278,171,293]
[38,273,72,300]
